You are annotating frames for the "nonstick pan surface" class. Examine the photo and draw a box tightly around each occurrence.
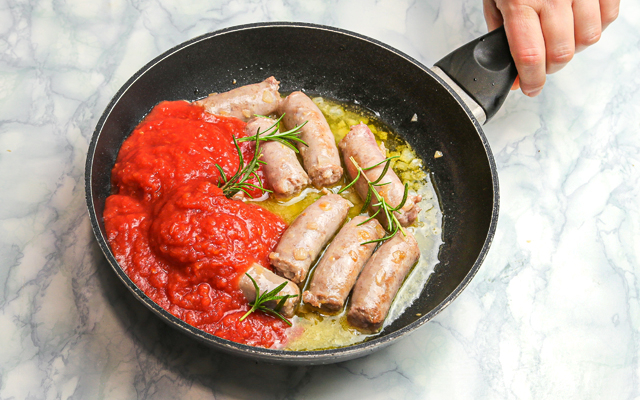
[85,22,499,364]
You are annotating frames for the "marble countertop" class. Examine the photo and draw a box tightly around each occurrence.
[1,0,639,398]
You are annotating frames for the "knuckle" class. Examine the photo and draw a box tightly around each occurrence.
[515,48,545,68]
[579,28,602,47]
[548,46,574,65]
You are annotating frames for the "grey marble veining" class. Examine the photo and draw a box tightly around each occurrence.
[1,0,639,399]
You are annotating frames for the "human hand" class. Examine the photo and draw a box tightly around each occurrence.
[483,0,619,97]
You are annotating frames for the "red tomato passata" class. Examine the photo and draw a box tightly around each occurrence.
[104,101,289,348]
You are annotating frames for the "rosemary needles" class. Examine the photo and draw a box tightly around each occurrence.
[239,273,298,325]
[215,114,306,198]
[215,134,270,199]
[338,155,409,244]
[237,114,307,152]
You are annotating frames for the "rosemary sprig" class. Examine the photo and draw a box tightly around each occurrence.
[237,114,308,153]
[216,134,272,198]
[216,114,307,198]
[339,156,409,244]
[239,273,298,326]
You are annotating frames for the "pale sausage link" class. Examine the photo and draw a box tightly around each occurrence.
[347,231,420,332]
[269,193,351,284]
[302,215,385,311]
[339,123,421,227]
[194,76,281,121]
[245,117,309,199]
[279,91,343,188]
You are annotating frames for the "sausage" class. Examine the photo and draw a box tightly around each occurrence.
[245,117,309,199]
[269,193,351,284]
[302,216,385,312]
[238,263,300,318]
[279,91,343,187]
[194,76,281,121]
[339,123,421,227]
[347,230,420,332]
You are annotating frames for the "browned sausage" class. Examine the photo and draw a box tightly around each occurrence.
[245,117,309,199]
[339,123,421,227]
[194,76,280,121]
[302,216,385,311]
[237,263,300,318]
[269,193,351,284]
[347,230,420,332]
[279,91,343,187]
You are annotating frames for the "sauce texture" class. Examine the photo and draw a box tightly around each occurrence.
[104,101,290,348]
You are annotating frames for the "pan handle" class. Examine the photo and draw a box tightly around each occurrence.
[434,26,517,123]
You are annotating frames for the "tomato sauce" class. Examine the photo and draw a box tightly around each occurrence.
[104,101,290,348]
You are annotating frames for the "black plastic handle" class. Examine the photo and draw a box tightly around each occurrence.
[434,26,517,122]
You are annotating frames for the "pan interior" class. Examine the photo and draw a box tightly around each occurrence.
[87,24,496,362]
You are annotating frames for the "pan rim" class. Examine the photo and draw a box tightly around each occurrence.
[84,21,499,364]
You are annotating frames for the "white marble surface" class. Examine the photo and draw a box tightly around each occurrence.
[1,0,639,398]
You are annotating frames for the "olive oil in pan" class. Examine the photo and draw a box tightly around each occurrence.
[254,97,443,351]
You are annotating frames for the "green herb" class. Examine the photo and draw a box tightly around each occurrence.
[216,134,271,198]
[239,273,298,326]
[237,114,307,153]
[216,114,307,198]
[339,156,408,244]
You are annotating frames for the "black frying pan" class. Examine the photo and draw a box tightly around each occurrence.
[85,22,517,364]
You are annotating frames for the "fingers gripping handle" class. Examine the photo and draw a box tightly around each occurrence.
[434,26,518,123]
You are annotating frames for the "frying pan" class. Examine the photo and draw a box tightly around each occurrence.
[85,22,517,364]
